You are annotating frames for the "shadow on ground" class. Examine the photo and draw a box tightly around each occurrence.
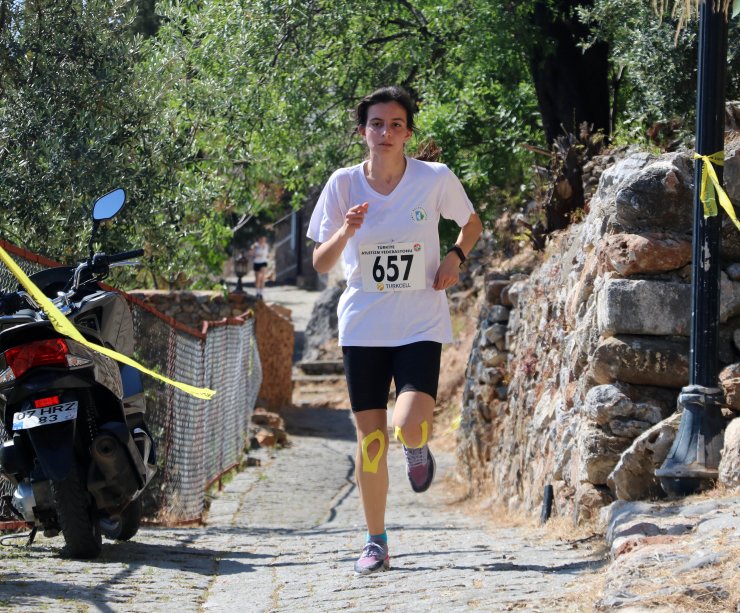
[281,405,355,442]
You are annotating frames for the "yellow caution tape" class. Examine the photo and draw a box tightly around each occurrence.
[694,152,740,231]
[0,245,216,400]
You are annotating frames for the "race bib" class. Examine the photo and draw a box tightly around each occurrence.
[359,242,426,292]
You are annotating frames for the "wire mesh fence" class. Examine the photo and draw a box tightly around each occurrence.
[0,240,262,525]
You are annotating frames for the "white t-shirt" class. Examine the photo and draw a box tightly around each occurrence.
[307,157,475,347]
[252,243,269,264]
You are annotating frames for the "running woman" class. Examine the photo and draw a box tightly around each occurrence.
[250,235,269,299]
[307,86,483,575]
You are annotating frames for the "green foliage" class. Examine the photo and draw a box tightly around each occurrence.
[0,1,146,262]
[578,0,740,142]
[142,0,543,246]
[8,0,737,290]
[0,0,231,288]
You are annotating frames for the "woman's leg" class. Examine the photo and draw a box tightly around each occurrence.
[391,391,434,448]
[389,341,441,493]
[353,408,389,536]
[343,346,393,574]
[390,341,440,448]
[392,392,436,493]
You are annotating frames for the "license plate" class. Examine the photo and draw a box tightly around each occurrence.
[12,401,79,431]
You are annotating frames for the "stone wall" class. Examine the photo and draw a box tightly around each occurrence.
[128,290,294,409]
[458,146,740,524]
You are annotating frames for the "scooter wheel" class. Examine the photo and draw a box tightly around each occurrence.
[50,464,102,559]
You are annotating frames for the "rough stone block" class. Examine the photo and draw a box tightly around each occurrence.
[484,274,510,305]
[608,418,654,439]
[595,151,655,203]
[719,273,740,322]
[728,262,740,281]
[487,305,510,324]
[482,323,507,346]
[607,413,681,501]
[577,424,631,484]
[718,417,740,489]
[575,482,613,526]
[614,155,694,232]
[719,363,740,411]
[599,232,691,276]
[583,384,635,426]
[591,335,689,388]
[597,279,691,337]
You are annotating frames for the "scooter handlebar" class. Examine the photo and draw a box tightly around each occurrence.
[107,249,145,264]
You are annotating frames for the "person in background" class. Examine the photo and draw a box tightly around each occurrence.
[307,85,483,575]
[249,235,270,299]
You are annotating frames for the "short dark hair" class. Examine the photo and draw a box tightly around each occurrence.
[355,86,416,131]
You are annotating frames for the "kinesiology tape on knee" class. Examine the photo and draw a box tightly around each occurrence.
[394,421,428,449]
[360,429,386,473]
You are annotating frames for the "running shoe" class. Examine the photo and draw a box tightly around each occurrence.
[353,540,390,575]
[403,444,436,493]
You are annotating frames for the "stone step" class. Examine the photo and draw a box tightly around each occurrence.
[293,386,343,395]
[295,359,344,376]
[293,371,344,384]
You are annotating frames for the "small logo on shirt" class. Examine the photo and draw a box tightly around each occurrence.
[411,207,427,222]
[413,243,421,251]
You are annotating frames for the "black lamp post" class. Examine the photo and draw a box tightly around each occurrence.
[656,0,729,496]
[233,251,248,294]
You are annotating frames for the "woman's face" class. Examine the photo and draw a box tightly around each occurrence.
[359,101,412,156]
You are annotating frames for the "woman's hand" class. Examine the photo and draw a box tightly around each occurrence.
[313,202,369,274]
[432,252,462,291]
[340,202,369,239]
[433,213,483,291]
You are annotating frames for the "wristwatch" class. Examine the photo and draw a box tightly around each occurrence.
[446,244,466,265]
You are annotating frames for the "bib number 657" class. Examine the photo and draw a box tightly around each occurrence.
[360,242,425,292]
[373,254,413,283]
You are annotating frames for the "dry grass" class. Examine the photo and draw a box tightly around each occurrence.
[688,480,739,500]
[625,554,739,612]
[541,514,603,543]
[555,572,609,613]
[433,310,478,453]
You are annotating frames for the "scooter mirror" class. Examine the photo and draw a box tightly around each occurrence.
[92,189,126,221]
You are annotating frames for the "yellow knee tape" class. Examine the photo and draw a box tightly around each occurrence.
[361,429,386,474]
[394,421,428,448]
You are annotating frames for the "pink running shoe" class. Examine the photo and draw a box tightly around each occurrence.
[403,444,436,493]
[353,540,390,575]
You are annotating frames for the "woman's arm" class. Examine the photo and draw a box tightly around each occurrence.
[312,202,369,273]
[432,212,484,290]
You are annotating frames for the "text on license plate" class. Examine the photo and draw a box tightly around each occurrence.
[12,401,79,431]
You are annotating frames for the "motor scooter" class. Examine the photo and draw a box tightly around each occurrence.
[0,188,156,559]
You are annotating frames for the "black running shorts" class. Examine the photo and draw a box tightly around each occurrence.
[342,341,442,412]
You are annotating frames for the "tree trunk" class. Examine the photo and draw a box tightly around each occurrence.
[529,0,611,146]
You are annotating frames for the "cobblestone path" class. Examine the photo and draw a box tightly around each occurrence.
[0,407,605,612]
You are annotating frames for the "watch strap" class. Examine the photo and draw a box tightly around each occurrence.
[447,244,466,264]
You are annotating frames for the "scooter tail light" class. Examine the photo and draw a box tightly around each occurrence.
[34,395,60,409]
[3,339,70,379]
